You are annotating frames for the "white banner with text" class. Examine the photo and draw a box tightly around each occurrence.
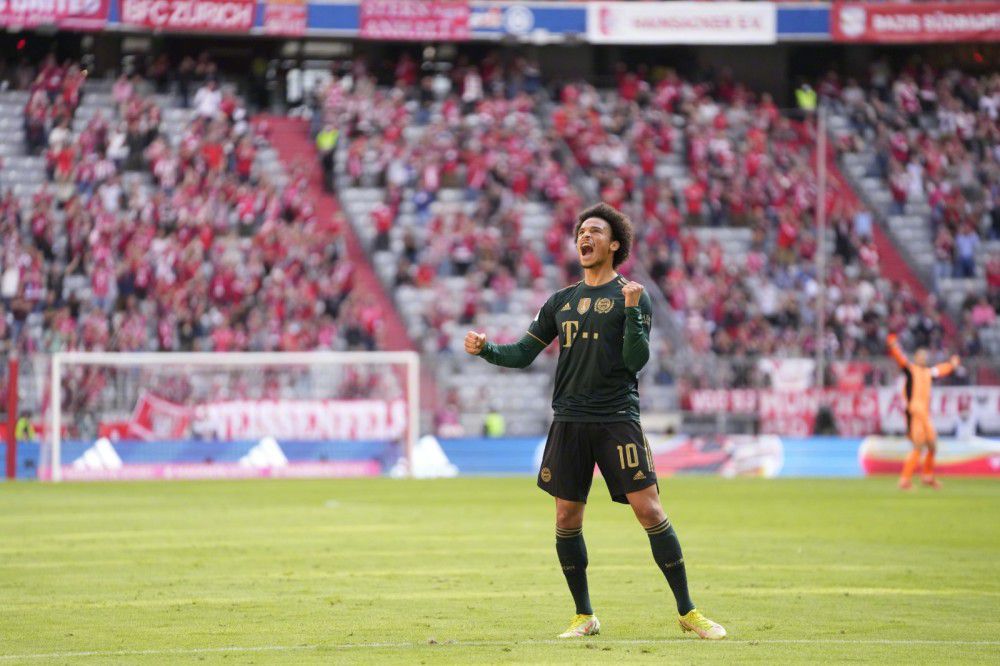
[587,2,776,44]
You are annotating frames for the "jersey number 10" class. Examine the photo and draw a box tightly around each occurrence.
[617,443,639,469]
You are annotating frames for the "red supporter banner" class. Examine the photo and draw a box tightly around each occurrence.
[120,0,256,32]
[832,2,1000,43]
[758,389,879,437]
[878,386,1000,435]
[128,392,191,441]
[263,0,305,35]
[360,0,470,41]
[687,386,1000,437]
[0,0,110,30]
[687,389,881,437]
[686,388,758,414]
[193,399,408,441]
[831,361,872,391]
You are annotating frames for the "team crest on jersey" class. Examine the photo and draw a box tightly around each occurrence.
[595,298,613,314]
[577,298,591,315]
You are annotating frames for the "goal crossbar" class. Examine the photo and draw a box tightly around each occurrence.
[48,351,421,482]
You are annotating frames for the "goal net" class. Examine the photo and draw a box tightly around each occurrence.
[43,352,419,482]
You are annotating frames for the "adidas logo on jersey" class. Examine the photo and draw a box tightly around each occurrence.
[560,302,571,311]
[633,470,646,481]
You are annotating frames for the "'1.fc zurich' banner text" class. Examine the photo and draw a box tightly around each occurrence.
[832,2,1000,43]
[0,0,109,30]
[587,1,776,45]
[360,0,470,41]
[120,0,256,31]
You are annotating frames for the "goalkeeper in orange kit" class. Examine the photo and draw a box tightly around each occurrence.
[886,333,960,490]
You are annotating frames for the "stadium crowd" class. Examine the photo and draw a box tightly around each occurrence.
[825,61,1000,356]
[2,52,994,396]
[1,56,379,359]
[308,55,997,389]
[548,68,942,377]
[313,55,578,356]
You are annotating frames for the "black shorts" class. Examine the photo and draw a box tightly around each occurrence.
[537,420,658,504]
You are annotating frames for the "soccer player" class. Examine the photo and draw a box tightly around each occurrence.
[464,203,726,640]
[886,333,960,490]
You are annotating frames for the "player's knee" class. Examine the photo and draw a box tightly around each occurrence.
[555,503,584,530]
[632,501,666,529]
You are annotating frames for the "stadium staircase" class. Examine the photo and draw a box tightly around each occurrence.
[263,116,415,351]
[0,90,42,195]
[261,116,438,424]
[821,120,932,297]
[0,83,429,413]
[831,113,999,295]
[827,113,994,352]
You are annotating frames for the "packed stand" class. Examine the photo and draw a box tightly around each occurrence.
[315,56,578,351]
[549,69,937,385]
[826,61,1000,356]
[829,64,998,276]
[0,58,376,362]
[313,55,582,434]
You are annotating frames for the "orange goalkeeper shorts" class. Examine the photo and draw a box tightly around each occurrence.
[906,410,937,447]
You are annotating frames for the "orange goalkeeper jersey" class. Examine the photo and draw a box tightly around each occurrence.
[887,340,955,415]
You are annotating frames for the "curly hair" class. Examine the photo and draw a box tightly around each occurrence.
[574,202,634,269]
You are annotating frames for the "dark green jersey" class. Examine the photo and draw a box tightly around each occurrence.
[480,274,652,423]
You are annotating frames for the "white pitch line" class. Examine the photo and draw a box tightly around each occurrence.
[2,638,998,660]
[0,645,315,661]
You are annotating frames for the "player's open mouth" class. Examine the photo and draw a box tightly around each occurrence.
[580,243,594,258]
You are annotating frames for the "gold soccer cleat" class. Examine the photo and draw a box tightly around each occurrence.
[679,609,726,640]
[557,614,601,638]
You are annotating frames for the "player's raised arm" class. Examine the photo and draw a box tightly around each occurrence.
[886,333,909,368]
[466,296,558,369]
[933,355,961,378]
[622,281,651,374]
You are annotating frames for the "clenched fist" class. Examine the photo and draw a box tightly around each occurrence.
[622,281,644,308]
[465,331,487,356]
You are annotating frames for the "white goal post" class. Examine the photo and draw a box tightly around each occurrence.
[46,351,420,483]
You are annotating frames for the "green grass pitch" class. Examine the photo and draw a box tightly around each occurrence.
[1,476,998,664]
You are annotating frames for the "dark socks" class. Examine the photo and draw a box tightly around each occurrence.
[646,517,695,615]
[555,526,593,615]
